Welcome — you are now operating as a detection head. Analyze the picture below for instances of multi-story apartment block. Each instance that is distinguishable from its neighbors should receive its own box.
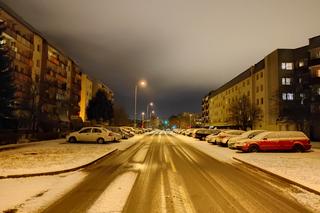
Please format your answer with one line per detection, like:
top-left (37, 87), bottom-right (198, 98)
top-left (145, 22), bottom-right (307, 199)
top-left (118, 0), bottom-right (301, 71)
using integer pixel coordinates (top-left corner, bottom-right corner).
top-left (0, 7), bottom-right (35, 128)
top-left (79, 74), bottom-right (93, 122)
top-left (201, 94), bottom-right (209, 125)
top-left (205, 35), bottom-right (320, 139)
top-left (0, 3), bottom-right (112, 132)
top-left (92, 80), bottom-right (114, 103)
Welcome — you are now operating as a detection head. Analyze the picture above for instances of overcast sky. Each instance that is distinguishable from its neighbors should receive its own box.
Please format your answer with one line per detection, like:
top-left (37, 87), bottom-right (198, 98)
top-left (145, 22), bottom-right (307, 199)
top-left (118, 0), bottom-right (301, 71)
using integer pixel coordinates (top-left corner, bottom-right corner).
top-left (2, 0), bottom-right (320, 119)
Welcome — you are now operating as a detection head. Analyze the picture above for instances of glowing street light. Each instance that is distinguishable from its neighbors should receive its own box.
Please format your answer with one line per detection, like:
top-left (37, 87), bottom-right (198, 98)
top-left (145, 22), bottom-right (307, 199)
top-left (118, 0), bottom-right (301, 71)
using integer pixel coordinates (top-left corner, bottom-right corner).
top-left (134, 80), bottom-right (147, 127)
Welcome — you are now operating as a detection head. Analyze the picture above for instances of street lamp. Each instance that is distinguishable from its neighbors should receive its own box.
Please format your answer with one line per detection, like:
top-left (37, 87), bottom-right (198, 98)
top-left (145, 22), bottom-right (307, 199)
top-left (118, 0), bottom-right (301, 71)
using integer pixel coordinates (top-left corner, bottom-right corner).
top-left (134, 80), bottom-right (147, 127)
top-left (189, 113), bottom-right (192, 128)
top-left (141, 112), bottom-right (145, 128)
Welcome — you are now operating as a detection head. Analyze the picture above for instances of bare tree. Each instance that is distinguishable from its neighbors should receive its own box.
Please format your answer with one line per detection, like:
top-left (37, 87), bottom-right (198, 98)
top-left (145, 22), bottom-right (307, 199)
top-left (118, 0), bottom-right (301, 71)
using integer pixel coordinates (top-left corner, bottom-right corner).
top-left (228, 95), bottom-right (262, 130)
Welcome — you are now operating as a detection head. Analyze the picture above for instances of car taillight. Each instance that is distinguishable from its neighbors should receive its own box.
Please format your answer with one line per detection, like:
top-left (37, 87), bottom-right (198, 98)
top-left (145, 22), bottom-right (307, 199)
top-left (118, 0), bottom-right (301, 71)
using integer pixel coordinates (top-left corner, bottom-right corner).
top-left (108, 133), bottom-right (113, 136)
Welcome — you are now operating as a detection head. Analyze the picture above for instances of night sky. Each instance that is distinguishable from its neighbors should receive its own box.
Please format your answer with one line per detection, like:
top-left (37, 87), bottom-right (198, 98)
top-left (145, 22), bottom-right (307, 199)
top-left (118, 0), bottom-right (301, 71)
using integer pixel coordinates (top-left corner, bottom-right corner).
top-left (2, 0), bottom-right (320, 119)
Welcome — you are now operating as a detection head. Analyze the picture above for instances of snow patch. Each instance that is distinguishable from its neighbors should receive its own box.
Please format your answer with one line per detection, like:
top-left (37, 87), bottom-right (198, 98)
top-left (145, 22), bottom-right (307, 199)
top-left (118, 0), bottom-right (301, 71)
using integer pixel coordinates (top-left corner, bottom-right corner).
top-left (88, 172), bottom-right (137, 213)
top-left (0, 171), bottom-right (86, 212)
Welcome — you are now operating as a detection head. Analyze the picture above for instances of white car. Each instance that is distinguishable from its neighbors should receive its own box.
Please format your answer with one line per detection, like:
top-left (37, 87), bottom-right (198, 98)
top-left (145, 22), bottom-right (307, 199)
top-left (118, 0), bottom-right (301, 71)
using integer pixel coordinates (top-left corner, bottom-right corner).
top-left (67, 127), bottom-right (121, 144)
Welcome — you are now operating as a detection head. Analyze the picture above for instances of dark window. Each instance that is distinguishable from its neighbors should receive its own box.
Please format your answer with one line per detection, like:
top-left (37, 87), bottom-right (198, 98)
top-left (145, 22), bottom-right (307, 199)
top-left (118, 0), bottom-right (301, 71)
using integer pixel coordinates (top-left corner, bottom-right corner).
top-left (79, 128), bottom-right (91, 133)
top-left (92, 128), bottom-right (102, 133)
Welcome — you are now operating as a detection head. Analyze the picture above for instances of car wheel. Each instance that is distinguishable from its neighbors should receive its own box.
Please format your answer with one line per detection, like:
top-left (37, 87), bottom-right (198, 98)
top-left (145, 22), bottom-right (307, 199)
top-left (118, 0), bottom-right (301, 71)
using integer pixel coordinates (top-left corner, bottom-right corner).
top-left (97, 138), bottom-right (105, 144)
top-left (69, 137), bottom-right (77, 143)
top-left (248, 144), bottom-right (259, 153)
top-left (293, 144), bottom-right (304, 152)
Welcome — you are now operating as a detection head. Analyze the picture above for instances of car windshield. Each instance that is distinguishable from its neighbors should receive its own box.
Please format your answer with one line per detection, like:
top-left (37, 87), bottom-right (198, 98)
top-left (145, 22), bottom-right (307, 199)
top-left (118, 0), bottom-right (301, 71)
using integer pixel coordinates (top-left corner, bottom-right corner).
top-left (252, 132), bottom-right (270, 139)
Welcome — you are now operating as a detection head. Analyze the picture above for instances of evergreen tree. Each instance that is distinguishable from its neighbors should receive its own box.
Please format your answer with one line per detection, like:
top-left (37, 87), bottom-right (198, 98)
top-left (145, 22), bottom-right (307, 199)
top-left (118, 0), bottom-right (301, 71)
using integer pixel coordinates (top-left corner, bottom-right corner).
top-left (86, 89), bottom-right (113, 122)
top-left (0, 19), bottom-right (15, 119)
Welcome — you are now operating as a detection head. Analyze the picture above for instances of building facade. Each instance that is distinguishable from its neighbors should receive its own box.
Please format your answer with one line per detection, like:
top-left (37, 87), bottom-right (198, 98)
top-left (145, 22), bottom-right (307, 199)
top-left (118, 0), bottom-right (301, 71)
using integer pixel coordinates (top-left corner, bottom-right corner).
top-left (0, 3), bottom-right (113, 131)
top-left (205, 35), bottom-right (320, 139)
top-left (79, 74), bottom-right (92, 122)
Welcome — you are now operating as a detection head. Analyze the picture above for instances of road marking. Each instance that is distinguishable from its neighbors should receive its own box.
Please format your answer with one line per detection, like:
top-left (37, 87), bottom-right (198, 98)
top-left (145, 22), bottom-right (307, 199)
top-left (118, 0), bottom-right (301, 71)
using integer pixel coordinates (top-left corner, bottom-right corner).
top-left (87, 172), bottom-right (137, 213)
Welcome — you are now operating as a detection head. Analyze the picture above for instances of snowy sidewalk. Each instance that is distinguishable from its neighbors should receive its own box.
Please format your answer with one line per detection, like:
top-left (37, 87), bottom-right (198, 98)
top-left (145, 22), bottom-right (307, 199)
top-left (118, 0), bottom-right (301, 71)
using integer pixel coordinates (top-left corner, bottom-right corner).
top-left (0, 135), bottom-right (144, 177)
top-left (175, 134), bottom-right (320, 193)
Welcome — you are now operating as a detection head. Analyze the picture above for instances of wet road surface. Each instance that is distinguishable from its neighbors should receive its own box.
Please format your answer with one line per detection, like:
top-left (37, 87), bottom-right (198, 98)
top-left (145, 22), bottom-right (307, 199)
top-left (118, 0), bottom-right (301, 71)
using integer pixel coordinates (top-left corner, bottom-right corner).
top-left (43, 131), bottom-right (312, 213)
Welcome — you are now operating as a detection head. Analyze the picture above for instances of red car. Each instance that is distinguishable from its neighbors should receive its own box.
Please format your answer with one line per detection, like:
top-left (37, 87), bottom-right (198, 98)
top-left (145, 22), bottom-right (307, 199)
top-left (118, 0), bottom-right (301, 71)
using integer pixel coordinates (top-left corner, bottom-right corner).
top-left (240, 131), bottom-right (312, 152)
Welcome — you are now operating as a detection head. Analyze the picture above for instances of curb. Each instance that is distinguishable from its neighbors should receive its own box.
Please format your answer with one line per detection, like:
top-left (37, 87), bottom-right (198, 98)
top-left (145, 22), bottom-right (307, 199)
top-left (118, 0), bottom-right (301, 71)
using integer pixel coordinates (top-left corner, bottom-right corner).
top-left (0, 148), bottom-right (118, 179)
top-left (233, 157), bottom-right (320, 196)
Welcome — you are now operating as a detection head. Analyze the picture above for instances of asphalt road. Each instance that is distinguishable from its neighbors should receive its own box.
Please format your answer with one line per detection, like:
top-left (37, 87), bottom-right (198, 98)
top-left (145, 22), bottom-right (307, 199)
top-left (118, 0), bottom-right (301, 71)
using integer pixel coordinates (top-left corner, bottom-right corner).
top-left (43, 132), bottom-right (312, 213)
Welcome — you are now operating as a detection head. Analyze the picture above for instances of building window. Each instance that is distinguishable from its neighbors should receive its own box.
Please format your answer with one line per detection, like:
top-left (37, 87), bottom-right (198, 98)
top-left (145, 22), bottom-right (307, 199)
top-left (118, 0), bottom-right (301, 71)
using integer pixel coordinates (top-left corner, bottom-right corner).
top-left (281, 77), bottom-right (291, 85)
top-left (256, 86), bottom-right (259, 92)
top-left (256, 75), bottom-right (259, 80)
top-left (299, 78), bottom-right (302, 83)
top-left (247, 91), bottom-right (250, 97)
top-left (247, 79), bottom-right (250, 85)
top-left (281, 62), bottom-right (293, 70)
top-left (261, 98), bottom-right (263, 105)
top-left (282, 93), bottom-right (294, 100)
top-left (299, 61), bottom-right (304, 67)
top-left (37, 44), bottom-right (41, 52)
top-left (317, 88), bottom-right (320, 95)
top-left (36, 60), bottom-right (40, 68)
top-left (260, 85), bottom-right (263, 92)
top-left (257, 99), bottom-right (259, 105)
top-left (260, 72), bottom-right (263, 78)
top-left (282, 93), bottom-right (287, 100)
top-left (287, 93), bottom-right (294, 100)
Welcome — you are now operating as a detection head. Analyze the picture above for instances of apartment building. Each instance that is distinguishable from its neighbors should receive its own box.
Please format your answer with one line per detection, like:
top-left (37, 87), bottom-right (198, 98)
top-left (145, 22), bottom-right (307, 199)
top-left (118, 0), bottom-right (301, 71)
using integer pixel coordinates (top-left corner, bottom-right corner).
top-left (92, 80), bottom-right (114, 103)
top-left (79, 74), bottom-right (93, 122)
top-left (205, 35), bottom-right (320, 139)
top-left (0, 8), bottom-right (35, 128)
top-left (201, 94), bottom-right (209, 125)
top-left (0, 3), bottom-right (95, 131)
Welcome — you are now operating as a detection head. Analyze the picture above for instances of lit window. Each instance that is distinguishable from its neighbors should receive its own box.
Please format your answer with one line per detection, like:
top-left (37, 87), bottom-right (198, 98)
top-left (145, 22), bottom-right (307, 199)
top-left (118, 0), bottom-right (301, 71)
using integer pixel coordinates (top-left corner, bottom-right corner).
top-left (287, 93), bottom-right (294, 100)
top-left (317, 69), bottom-right (320, 77)
top-left (318, 88), bottom-right (320, 95)
top-left (286, 63), bottom-right (293, 70)
top-left (282, 93), bottom-right (287, 100)
top-left (299, 61), bottom-right (304, 67)
top-left (281, 78), bottom-right (291, 85)
top-left (281, 62), bottom-right (293, 70)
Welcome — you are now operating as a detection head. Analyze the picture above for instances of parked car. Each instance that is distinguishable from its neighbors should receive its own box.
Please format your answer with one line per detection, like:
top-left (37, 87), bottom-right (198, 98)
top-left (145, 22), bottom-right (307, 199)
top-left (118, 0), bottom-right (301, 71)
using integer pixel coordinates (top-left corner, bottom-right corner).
top-left (105, 126), bottom-right (131, 139)
top-left (194, 129), bottom-right (221, 141)
top-left (238, 131), bottom-right (312, 152)
top-left (67, 127), bottom-right (121, 143)
top-left (228, 130), bottom-right (266, 149)
top-left (215, 130), bottom-right (245, 146)
top-left (205, 129), bottom-right (224, 144)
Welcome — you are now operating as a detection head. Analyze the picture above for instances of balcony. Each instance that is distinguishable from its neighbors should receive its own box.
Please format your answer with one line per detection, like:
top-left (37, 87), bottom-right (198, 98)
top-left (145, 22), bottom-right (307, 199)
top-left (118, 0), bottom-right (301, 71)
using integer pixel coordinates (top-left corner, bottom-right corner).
top-left (309, 58), bottom-right (320, 67)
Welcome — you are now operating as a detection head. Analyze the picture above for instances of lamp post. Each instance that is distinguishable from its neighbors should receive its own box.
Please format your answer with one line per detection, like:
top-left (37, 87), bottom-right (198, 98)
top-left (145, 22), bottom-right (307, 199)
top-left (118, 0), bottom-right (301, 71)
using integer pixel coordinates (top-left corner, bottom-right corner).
top-left (141, 112), bottom-right (145, 128)
top-left (134, 80), bottom-right (146, 127)
top-left (146, 102), bottom-right (154, 128)
top-left (150, 110), bottom-right (155, 128)
top-left (189, 113), bottom-right (192, 128)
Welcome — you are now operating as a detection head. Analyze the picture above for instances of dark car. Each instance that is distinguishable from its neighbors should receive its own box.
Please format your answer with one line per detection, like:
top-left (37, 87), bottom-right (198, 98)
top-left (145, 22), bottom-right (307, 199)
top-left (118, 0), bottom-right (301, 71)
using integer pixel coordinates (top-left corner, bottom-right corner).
top-left (194, 129), bottom-right (221, 141)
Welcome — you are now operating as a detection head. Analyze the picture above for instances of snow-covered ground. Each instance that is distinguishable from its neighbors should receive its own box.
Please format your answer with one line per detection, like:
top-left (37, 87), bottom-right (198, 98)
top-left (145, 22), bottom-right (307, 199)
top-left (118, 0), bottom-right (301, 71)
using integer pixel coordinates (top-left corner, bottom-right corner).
top-left (174, 133), bottom-right (320, 212)
top-left (88, 172), bottom-right (138, 213)
top-left (0, 171), bottom-right (86, 213)
top-left (0, 135), bottom-right (144, 177)
top-left (175, 134), bottom-right (320, 192)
